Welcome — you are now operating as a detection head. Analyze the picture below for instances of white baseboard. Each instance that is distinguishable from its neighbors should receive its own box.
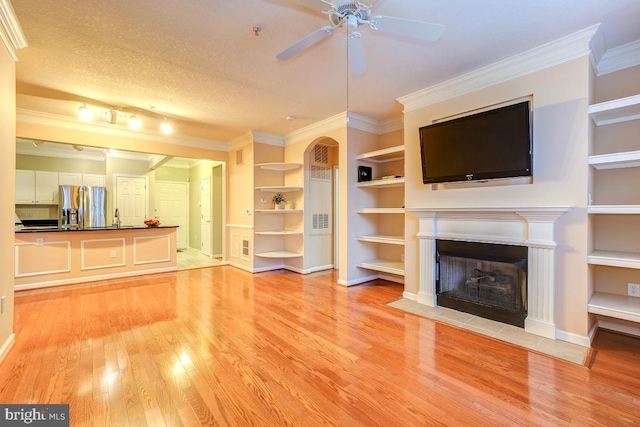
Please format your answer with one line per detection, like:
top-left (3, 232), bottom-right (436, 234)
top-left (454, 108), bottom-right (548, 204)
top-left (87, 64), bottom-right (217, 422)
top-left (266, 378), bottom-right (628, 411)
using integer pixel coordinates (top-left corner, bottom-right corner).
top-left (302, 264), bottom-right (334, 274)
top-left (402, 291), bottom-right (419, 301)
top-left (597, 319), bottom-right (640, 338)
top-left (0, 333), bottom-right (15, 365)
top-left (555, 328), bottom-right (591, 348)
top-left (378, 274), bottom-right (404, 284)
top-left (337, 274), bottom-right (379, 287)
top-left (14, 267), bottom-right (178, 291)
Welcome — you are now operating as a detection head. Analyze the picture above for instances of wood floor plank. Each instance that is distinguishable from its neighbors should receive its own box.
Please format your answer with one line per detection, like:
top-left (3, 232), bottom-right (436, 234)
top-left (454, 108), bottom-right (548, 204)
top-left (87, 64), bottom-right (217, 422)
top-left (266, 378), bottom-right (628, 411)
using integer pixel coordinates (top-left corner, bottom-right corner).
top-left (2, 267), bottom-right (640, 425)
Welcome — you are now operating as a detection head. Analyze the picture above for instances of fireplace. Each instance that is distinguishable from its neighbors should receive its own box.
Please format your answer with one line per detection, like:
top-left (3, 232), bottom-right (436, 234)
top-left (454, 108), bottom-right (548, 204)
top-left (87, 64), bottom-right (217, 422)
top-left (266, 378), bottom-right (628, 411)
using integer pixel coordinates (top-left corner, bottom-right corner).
top-left (408, 206), bottom-right (570, 339)
top-left (436, 240), bottom-right (528, 327)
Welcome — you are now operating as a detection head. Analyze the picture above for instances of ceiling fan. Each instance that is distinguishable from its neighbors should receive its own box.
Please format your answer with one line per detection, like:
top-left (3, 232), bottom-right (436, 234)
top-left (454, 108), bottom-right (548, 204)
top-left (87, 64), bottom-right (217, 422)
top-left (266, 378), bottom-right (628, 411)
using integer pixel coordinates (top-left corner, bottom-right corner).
top-left (276, 0), bottom-right (444, 75)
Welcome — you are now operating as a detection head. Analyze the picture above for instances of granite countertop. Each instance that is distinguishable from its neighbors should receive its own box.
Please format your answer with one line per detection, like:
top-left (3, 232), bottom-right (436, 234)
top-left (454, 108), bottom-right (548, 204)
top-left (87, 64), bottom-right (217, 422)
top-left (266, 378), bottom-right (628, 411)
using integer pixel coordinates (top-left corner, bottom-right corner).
top-left (15, 225), bottom-right (178, 233)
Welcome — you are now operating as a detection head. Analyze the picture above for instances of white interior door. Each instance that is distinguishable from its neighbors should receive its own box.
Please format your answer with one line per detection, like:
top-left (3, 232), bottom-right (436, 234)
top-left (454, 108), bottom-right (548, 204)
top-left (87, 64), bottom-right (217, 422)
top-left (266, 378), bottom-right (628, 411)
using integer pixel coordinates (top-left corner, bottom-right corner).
top-left (115, 175), bottom-right (147, 226)
top-left (155, 181), bottom-right (188, 249)
top-left (201, 176), bottom-right (212, 256)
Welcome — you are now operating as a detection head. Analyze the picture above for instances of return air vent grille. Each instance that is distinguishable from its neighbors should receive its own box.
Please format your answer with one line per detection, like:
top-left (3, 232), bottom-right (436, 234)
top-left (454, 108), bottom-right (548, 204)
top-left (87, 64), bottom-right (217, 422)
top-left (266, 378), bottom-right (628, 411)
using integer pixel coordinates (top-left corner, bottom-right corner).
top-left (310, 165), bottom-right (331, 181)
top-left (312, 213), bottom-right (329, 230)
top-left (314, 145), bottom-right (328, 164)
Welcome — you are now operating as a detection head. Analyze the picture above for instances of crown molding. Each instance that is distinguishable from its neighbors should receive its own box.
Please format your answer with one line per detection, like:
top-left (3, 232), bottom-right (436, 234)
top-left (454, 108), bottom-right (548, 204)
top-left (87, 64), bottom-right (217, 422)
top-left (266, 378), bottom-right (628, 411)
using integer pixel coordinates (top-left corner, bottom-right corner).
top-left (284, 112), bottom-right (347, 146)
top-left (17, 108), bottom-right (229, 152)
top-left (379, 116), bottom-right (404, 134)
top-left (597, 39), bottom-right (640, 76)
top-left (252, 131), bottom-right (284, 147)
top-left (227, 131), bottom-right (254, 151)
top-left (398, 24), bottom-right (601, 112)
top-left (0, 0), bottom-right (27, 62)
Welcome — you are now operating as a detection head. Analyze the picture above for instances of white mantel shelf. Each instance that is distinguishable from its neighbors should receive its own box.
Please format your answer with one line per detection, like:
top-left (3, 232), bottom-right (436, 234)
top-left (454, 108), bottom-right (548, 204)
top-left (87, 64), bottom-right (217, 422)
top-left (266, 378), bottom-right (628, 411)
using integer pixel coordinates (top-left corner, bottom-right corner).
top-left (408, 206), bottom-right (571, 218)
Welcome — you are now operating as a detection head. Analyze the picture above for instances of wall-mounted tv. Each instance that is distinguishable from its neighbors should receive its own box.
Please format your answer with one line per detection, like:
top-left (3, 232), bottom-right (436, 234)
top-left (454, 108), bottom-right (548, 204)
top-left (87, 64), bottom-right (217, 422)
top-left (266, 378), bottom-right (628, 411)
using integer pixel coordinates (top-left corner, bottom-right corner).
top-left (419, 101), bottom-right (532, 184)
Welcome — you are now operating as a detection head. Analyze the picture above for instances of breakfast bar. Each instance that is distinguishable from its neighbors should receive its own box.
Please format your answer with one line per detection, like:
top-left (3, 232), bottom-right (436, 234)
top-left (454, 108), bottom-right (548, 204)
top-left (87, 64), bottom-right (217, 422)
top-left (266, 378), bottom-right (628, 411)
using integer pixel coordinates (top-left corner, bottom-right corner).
top-left (14, 226), bottom-right (178, 290)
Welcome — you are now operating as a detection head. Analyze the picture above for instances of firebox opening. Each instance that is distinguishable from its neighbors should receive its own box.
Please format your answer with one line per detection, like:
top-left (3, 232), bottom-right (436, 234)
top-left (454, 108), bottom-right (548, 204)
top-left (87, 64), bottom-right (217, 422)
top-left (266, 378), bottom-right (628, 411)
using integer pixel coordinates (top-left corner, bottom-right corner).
top-left (436, 240), bottom-right (528, 328)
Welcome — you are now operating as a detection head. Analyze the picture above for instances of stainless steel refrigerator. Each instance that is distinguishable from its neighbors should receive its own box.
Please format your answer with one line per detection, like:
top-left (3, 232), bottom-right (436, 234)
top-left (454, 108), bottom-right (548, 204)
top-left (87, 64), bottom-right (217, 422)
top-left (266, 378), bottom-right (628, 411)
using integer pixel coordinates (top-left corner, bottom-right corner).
top-left (59, 186), bottom-right (107, 229)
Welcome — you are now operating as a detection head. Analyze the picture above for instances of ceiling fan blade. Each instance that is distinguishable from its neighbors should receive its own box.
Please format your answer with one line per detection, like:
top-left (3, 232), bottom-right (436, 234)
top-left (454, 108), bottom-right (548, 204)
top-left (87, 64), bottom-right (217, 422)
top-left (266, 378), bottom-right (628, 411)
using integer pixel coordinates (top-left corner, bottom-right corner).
top-left (347, 31), bottom-right (367, 75)
top-left (283, 0), bottom-right (331, 12)
top-left (277, 26), bottom-right (335, 61)
top-left (370, 15), bottom-right (444, 42)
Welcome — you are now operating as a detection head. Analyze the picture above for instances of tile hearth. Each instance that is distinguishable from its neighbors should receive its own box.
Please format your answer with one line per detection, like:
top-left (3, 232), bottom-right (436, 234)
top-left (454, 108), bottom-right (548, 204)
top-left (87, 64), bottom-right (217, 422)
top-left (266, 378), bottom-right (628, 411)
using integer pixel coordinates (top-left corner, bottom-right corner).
top-left (387, 298), bottom-right (589, 365)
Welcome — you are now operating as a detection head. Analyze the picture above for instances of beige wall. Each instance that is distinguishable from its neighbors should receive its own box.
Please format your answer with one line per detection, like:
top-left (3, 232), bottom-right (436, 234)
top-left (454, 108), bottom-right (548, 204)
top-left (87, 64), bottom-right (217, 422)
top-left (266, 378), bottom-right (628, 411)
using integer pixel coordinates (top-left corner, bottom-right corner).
top-left (0, 45), bottom-right (16, 361)
top-left (403, 57), bottom-right (591, 337)
top-left (227, 144), bottom-right (254, 269)
top-left (16, 154), bottom-right (106, 174)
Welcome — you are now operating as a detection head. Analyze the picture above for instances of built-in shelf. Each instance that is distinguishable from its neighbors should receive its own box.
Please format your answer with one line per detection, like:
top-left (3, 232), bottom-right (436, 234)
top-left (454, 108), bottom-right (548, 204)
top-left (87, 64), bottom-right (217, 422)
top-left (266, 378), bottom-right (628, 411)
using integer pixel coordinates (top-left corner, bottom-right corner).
top-left (356, 259), bottom-right (405, 276)
top-left (255, 186), bottom-right (303, 192)
top-left (357, 177), bottom-right (405, 188)
top-left (588, 250), bottom-right (640, 269)
top-left (255, 162), bottom-right (303, 171)
top-left (588, 291), bottom-right (640, 324)
top-left (356, 145), bottom-right (405, 163)
top-left (588, 94), bottom-right (640, 126)
top-left (357, 208), bottom-right (405, 214)
top-left (254, 230), bottom-right (303, 236)
top-left (587, 205), bottom-right (640, 214)
top-left (589, 151), bottom-right (640, 170)
top-left (255, 209), bottom-right (303, 214)
top-left (357, 235), bottom-right (404, 245)
top-left (255, 251), bottom-right (302, 259)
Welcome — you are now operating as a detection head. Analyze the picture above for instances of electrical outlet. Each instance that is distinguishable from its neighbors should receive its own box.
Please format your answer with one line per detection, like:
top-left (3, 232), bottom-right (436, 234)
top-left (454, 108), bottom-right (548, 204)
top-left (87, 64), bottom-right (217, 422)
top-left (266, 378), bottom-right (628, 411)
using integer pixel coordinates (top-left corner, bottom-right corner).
top-left (628, 282), bottom-right (640, 298)
top-left (110, 250), bottom-right (116, 258)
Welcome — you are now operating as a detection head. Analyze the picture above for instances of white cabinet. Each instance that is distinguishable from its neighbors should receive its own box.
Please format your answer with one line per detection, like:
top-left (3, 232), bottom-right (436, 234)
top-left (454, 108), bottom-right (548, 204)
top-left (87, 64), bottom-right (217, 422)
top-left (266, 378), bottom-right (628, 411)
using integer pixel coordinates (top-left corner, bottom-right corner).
top-left (355, 145), bottom-right (405, 277)
top-left (587, 93), bottom-right (640, 324)
top-left (15, 170), bottom-right (59, 204)
top-left (83, 173), bottom-right (105, 187)
top-left (58, 172), bottom-right (105, 187)
top-left (16, 169), bottom-right (36, 204)
top-left (58, 172), bottom-right (83, 186)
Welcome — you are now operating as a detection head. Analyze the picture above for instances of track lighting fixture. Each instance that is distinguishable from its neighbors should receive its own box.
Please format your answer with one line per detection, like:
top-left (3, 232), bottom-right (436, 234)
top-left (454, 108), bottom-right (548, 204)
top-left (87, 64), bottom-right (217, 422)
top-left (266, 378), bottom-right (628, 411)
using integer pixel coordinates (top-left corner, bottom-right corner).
top-left (128, 114), bottom-right (141, 129)
top-left (32, 140), bottom-right (44, 147)
top-left (72, 145), bottom-right (84, 151)
top-left (77, 102), bottom-right (174, 134)
top-left (78, 104), bottom-right (93, 121)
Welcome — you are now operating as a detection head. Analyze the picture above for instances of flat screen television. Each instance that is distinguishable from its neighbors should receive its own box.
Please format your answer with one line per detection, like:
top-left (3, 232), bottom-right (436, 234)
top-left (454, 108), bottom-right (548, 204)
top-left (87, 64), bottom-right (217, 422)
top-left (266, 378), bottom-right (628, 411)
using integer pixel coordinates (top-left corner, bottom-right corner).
top-left (419, 101), bottom-right (532, 184)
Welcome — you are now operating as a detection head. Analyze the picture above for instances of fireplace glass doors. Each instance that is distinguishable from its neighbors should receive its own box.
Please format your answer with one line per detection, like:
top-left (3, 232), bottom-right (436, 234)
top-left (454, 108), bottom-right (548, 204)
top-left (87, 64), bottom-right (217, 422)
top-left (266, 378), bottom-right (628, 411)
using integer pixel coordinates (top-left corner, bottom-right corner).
top-left (436, 240), bottom-right (528, 327)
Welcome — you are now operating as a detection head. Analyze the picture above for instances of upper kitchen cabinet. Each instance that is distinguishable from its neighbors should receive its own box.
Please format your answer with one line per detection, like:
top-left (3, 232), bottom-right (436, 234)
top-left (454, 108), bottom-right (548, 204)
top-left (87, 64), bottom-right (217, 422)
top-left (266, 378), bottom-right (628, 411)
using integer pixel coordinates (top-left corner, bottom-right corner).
top-left (16, 170), bottom-right (59, 204)
top-left (83, 173), bottom-right (105, 187)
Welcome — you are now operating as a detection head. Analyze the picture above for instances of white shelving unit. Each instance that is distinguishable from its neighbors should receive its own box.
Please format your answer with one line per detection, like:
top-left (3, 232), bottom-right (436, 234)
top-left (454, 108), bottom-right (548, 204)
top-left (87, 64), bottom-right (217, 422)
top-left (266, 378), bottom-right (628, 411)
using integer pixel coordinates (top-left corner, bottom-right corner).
top-left (256, 163), bottom-right (302, 171)
top-left (357, 235), bottom-right (404, 245)
top-left (356, 144), bottom-right (405, 278)
top-left (356, 259), bottom-right (405, 276)
top-left (588, 92), bottom-right (640, 325)
top-left (356, 145), bottom-right (405, 162)
top-left (357, 177), bottom-right (405, 188)
top-left (255, 186), bottom-right (303, 192)
top-left (254, 162), bottom-right (304, 263)
top-left (255, 209), bottom-right (303, 214)
top-left (588, 292), bottom-right (640, 324)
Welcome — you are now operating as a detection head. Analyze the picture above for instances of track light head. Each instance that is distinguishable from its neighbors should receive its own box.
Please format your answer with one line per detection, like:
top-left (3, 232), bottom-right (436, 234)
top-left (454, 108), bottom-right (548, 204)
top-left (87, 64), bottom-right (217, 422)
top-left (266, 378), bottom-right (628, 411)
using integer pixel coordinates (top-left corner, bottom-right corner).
top-left (160, 120), bottom-right (172, 134)
top-left (106, 109), bottom-right (117, 124)
top-left (128, 114), bottom-right (141, 129)
top-left (78, 104), bottom-right (93, 121)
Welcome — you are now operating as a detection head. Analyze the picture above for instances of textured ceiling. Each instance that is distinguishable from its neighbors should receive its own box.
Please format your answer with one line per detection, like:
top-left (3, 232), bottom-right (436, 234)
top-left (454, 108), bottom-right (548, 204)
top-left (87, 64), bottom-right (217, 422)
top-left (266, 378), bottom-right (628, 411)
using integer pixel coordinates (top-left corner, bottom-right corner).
top-left (11, 0), bottom-right (640, 144)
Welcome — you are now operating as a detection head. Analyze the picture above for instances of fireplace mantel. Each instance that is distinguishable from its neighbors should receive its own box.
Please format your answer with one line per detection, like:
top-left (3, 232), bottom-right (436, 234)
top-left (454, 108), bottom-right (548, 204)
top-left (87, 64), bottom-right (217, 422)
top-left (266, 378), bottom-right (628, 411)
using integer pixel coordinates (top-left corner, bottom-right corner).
top-left (407, 206), bottom-right (571, 339)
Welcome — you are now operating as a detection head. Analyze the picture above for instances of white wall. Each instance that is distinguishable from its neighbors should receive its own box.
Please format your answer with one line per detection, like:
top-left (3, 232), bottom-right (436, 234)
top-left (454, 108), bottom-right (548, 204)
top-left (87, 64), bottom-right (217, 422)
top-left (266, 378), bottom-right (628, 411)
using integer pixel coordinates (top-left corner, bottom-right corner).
top-left (403, 57), bottom-right (591, 337)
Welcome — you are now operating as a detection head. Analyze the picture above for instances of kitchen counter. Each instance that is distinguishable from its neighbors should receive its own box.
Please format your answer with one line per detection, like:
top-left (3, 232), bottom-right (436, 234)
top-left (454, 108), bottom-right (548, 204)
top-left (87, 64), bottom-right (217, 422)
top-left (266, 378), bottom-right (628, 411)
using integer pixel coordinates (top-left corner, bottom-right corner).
top-left (15, 226), bottom-right (178, 290)
top-left (15, 225), bottom-right (178, 233)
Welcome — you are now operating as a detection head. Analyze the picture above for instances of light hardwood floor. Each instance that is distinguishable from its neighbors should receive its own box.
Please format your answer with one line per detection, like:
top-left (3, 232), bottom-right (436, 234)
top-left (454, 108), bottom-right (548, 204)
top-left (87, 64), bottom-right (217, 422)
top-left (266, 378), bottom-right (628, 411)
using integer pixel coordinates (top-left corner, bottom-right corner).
top-left (1, 267), bottom-right (639, 426)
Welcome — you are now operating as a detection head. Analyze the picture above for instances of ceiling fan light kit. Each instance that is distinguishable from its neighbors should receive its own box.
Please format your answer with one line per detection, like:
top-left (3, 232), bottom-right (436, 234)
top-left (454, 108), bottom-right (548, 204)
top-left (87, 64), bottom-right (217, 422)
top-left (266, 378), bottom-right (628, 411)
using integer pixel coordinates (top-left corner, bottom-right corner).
top-left (277, 0), bottom-right (444, 75)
